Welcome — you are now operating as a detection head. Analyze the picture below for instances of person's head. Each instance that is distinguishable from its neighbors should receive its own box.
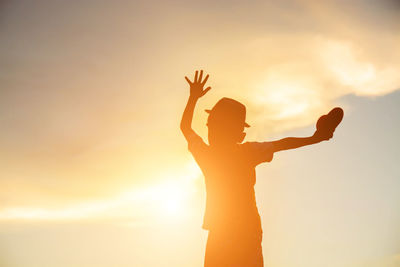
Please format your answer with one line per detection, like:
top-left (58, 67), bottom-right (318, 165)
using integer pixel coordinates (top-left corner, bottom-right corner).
top-left (206, 98), bottom-right (250, 147)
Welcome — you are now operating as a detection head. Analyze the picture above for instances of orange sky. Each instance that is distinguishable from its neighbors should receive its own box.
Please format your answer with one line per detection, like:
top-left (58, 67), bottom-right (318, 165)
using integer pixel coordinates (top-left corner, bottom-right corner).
top-left (0, 0), bottom-right (400, 266)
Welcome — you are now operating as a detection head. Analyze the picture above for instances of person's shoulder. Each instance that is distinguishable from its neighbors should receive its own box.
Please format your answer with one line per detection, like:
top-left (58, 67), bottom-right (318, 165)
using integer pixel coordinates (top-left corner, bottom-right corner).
top-left (241, 141), bottom-right (260, 146)
top-left (239, 141), bottom-right (274, 164)
top-left (239, 142), bottom-right (259, 155)
top-left (188, 132), bottom-right (208, 153)
top-left (240, 141), bottom-right (272, 150)
top-left (241, 141), bottom-right (274, 148)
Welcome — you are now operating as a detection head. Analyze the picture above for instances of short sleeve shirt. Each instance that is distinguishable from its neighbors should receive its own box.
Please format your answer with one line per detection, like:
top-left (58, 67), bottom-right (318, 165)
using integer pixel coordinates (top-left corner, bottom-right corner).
top-left (187, 133), bottom-right (274, 232)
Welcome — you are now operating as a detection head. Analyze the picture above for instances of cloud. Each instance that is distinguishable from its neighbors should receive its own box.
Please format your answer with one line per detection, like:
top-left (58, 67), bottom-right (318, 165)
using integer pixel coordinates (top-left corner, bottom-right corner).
top-left (0, 0), bottom-right (399, 209)
top-left (242, 36), bottom-right (400, 134)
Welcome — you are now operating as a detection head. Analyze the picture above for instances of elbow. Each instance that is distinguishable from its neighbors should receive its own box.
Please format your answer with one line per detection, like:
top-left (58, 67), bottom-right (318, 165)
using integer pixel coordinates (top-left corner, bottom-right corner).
top-left (180, 122), bottom-right (185, 133)
top-left (180, 122), bottom-right (189, 135)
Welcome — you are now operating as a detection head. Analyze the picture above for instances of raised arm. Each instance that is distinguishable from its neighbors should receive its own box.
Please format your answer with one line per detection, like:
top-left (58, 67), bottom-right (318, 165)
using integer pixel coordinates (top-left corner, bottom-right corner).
top-left (270, 130), bottom-right (332, 153)
top-left (180, 70), bottom-right (211, 141)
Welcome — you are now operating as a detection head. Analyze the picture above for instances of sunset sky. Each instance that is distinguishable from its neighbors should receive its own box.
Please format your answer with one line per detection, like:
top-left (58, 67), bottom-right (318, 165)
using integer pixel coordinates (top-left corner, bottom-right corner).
top-left (1, 0), bottom-right (400, 266)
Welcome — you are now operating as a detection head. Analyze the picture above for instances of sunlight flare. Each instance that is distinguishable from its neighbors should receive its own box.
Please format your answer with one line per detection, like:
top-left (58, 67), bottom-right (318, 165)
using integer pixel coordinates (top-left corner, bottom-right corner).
top-left (0, 160), bottom-right (202, 222)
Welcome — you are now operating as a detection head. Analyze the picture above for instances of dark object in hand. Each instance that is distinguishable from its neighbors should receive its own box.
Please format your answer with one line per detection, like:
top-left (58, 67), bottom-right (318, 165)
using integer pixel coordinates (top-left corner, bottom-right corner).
top-left (316, 107), bottom-right (344, 135)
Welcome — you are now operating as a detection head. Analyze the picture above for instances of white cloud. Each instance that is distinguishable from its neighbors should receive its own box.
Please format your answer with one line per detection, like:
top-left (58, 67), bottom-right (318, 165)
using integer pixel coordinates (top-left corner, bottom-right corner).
top-left (220, 36), bottom-right (400, 134)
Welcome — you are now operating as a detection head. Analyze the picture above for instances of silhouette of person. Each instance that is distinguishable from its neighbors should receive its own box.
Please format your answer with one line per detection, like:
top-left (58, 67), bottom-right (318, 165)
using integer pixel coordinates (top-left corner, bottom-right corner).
top-left (180, 70), bottom-right (342, 267)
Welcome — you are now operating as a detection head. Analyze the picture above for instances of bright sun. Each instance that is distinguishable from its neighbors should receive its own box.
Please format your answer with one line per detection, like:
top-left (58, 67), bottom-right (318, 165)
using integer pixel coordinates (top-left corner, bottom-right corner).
top-left (152, 182), bottom-right (188, 218)
top-left (160, 187), bottom-right (184, 216)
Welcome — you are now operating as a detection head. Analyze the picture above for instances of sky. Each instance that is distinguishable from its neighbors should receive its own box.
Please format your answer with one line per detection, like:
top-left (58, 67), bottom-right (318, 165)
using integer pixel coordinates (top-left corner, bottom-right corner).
top-left (0, 0), bottom-right (400, 266)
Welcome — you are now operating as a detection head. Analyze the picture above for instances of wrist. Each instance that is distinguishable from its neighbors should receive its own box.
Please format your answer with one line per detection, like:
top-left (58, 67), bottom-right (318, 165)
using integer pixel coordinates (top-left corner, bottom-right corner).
top-left (189, 95), bottom-right (200, 102)
top-left (311, 132), bottom-right (322, 143)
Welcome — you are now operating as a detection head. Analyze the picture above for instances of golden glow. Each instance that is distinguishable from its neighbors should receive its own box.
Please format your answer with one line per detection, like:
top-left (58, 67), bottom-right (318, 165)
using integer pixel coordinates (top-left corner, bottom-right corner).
top-left (254, 79), bottom-right (316, 119)
top-left (1, 1), bottom-right (400, 267)
top-left (0, 160), bottom-right (201, 222)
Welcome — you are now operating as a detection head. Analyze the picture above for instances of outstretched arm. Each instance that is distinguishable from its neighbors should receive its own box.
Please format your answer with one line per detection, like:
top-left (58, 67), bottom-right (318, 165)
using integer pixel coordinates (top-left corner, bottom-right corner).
top-left (270, 130), bottom-right (332, 153)
top-left (180, 70), bottom-right (211, 141)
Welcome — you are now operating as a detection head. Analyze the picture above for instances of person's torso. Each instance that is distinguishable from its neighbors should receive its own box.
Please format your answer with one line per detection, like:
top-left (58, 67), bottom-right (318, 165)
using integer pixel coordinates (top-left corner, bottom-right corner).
top-left (196, 145), bottom-right (262, 232)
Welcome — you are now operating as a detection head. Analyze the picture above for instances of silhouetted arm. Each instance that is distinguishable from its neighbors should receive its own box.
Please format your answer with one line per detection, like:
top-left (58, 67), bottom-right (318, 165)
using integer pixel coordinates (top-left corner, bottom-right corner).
top-left (180, 70), bottom-right (211, 141)
top-left (180, 96), bottom-right (199, 141)
top-left (270, 131), bottom-right (332, 153)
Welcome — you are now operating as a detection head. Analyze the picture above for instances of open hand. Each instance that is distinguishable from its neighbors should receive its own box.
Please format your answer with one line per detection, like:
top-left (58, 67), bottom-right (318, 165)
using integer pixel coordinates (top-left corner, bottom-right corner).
top-left (185, 70), bottom-right (211, 99)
